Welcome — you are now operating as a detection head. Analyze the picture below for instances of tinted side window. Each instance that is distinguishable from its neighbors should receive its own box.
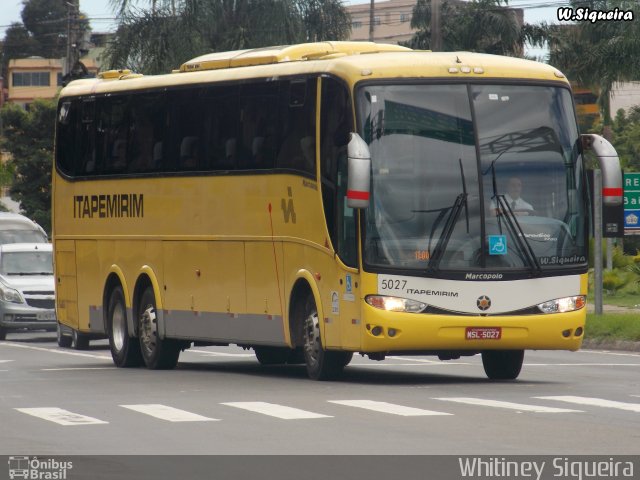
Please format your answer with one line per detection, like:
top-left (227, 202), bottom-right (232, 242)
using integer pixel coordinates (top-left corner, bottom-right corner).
top-left (129, 93), bottom-right (167, 173)
top-left (56, 101), bottom-right (77, 176)
top-left (276, 78), bottom-right (317, 176)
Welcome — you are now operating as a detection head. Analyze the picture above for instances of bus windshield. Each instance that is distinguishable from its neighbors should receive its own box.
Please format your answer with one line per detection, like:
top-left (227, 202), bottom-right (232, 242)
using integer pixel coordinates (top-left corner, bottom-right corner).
top-left (357, 83), bottom-right (588, 274)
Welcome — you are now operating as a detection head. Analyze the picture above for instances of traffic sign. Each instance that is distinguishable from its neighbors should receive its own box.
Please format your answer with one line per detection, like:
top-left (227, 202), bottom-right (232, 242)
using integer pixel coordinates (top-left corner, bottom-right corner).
top-left (624, 173), bottom-right (640, 231)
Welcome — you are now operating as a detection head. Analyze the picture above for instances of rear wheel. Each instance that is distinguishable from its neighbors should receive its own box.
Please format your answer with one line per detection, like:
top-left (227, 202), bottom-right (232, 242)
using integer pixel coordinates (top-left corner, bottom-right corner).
top-left (482, 350), bottom-right (524, 380)
top-left (138, 286), bottom-right (180, 370)
top-left (301, 295), bottom-right (349, 380)
top-left (56, 322), bottom-right (72, 348)
top-left (107, 286), bottom-right (143, 367)
top-left (0, 326), bottom-right (6, 341)
top-left (254, 346), bottom-right (292, 365)
top-left (72, 330), bottom-right (90, 350)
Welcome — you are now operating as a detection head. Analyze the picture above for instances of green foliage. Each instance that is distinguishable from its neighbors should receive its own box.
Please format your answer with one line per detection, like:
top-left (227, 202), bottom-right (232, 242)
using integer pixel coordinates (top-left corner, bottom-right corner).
top-left (403, 0), bottom-right (530, 56)
top-left (586, 313), bottom-right (640, 342)
top-left (602, 270), bottom-right (625, 295)
top-left (104, 0), bottom-right (351, 74)
top-left (0, 99), bottom-right (57, 234)
top-left (610, 106), bottom-right (640, 171)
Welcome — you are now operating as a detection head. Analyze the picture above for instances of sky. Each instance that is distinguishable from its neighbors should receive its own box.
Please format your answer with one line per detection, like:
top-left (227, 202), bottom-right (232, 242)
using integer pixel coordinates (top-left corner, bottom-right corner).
top-left (0, 0), bottom-right (561, 56)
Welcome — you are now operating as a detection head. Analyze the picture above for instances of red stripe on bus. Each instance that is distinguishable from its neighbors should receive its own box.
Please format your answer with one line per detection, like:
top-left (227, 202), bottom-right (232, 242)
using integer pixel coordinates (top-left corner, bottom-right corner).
top-left (347, 190), bottom-right (370, 201)
top-left (602, 187), bottom-right (623, 196)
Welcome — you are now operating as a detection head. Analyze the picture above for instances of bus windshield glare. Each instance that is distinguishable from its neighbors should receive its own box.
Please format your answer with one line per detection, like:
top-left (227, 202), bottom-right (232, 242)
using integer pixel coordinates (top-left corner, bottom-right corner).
top-left (357, 83), bottom-right (587, 274)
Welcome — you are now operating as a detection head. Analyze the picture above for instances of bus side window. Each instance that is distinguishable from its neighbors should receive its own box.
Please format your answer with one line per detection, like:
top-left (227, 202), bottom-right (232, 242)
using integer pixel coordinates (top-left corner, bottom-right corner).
top-left (101, 97), bottom-right (130, 173)
top-left (203, 85), bottom-right (239, 171)
top-left (56, 100), bottom-right (77, 176)
top-left (79, 99), bottom-right (96, 174)
top-left (320, 76), bottom-right (356, 267)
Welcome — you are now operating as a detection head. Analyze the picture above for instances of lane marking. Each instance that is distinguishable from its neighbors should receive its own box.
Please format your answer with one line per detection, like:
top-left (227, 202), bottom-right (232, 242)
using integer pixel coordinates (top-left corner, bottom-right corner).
top-left (351, 362), bottom-right (473, 367)
top-left (434, 397), bottom-right (582, 413)
top-left (0, 360), bottom-right (15, 363)
top-left (120, 404), bottom-right (218, 422)
top-left (579, 350), bottom-right (640, 358)
top-left (221, 402), bottom-right (331, 419)
top-left (525, 363), bottom-right (640, 367)
top-left (0, 342), bottom-right (111, 360)
top-left (42, 367), bottom-right (114, 371)
top-left (188, 350), bottom-right (254, 357)
top-left (536, 396), bottom-right (640, 413)
top-left (387, 356), bottom-right (472, 365)
top-left (329, 400), bottom-right (452, 416)
top-left (15, 407), bottom-right (108, 426)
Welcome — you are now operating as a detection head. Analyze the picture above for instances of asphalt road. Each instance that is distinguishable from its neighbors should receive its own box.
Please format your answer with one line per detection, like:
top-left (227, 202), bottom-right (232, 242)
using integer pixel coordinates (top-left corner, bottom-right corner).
top-left (0, 331), bottom-right (638, 458)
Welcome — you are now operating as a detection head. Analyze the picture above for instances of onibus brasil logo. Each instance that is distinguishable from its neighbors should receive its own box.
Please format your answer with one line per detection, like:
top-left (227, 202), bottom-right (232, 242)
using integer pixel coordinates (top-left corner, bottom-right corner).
top-left (8, 456), bottom-right (73, 480)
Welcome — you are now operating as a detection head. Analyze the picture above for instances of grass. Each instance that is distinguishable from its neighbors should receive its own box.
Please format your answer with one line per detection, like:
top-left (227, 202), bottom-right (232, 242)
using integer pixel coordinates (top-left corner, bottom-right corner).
top-left (585, 313), bottom-right (640, 342)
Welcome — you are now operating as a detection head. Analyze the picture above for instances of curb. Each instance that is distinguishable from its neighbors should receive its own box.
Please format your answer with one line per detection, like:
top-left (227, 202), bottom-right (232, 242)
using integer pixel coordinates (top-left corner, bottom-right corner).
top-left (581, 338), bottom-right (640, 352)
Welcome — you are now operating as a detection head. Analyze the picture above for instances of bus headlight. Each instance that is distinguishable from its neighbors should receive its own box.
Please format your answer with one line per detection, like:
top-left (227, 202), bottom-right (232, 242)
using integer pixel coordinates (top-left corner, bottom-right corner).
top-left (537, 295), bottom-right (586, 314)
top-left (0, 283), bottom-right (23, 304)
top-left (365, 295), bottom-right (427, 313)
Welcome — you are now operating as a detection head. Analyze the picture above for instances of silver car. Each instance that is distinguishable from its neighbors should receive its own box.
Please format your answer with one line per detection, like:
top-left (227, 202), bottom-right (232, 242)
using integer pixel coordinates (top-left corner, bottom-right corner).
top-left (0, 243), bottom-right (55, 340)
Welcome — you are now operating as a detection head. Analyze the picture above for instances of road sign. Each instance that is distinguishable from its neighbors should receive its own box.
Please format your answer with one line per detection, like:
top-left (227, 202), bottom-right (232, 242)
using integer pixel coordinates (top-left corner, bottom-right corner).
top-left (624, 173), bottom-right (640, 231)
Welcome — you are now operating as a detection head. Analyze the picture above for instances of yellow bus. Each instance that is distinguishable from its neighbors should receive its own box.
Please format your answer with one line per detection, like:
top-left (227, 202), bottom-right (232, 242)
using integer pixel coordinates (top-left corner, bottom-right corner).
top-left (572, 85), bottom-right (600, 131)
top-left (53, 42), bottom-right (622, 380)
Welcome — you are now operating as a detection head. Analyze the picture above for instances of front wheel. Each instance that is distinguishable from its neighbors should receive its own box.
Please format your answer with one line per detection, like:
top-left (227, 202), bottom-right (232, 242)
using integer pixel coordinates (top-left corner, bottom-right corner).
top-left (481, 350), bottom-right (524, 380)
top-left (301, 295), bottom-right (349, 381)
top-left (56, 322), bottom-right (72, 348)
top-left (138, 286), bottom-right (180, 370)
top-left (107, 286), bottom-right (143, 368)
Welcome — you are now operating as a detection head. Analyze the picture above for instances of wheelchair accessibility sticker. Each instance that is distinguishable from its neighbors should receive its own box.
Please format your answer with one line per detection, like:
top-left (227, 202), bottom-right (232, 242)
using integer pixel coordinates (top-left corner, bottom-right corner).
top-left (488, 235), bottom-right (507, 255)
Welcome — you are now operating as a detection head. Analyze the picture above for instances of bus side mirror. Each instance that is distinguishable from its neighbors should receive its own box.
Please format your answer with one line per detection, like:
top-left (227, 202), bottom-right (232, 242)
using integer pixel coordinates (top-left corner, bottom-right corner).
top-left (346, 133), bottom-right (371, 209)
top-left (582, 134), bottom-right (622, 207)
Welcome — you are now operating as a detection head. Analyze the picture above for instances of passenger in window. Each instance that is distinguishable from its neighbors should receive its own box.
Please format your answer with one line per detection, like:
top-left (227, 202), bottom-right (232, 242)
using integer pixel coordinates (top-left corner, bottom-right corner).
top-left (277, 107), bottom-right (315, 173)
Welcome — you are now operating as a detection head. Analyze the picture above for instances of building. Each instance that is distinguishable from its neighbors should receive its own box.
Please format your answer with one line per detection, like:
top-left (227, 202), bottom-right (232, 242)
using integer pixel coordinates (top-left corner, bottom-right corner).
top-left (611, 82), bottom-right (640, 114)
top-left (347, 0), bottom-right (523, 51)
top-left (6, 56), bottom-right (99, 108)
top-left (347, 0), bottom-right (416, 44)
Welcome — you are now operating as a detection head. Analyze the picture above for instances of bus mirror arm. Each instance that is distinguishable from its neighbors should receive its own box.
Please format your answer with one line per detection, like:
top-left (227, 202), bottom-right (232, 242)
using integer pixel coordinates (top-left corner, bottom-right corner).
top-left (346, 133), bottom-right (371, 209)
top-left (581, 134), bottom-right (623, 207)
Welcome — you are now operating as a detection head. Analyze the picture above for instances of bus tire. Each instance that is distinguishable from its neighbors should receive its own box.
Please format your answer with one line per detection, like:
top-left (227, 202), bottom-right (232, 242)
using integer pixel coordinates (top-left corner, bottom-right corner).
top-left (481, 350), bottom-right (524, 380)
top-left (254, 346), bottom-right (291, 365)
top-left (0, 326), bottom-right (6, 341)
top-left (107, 285), bottom-right (143, 368)
top-left (138, 286), bottom-right (180, 370)
top-left (300, 295), bottom-right (348, 381)
top-left (72, 330), bottom-right (90, 350)
top-left (57, 322), bottom-right (72, 348)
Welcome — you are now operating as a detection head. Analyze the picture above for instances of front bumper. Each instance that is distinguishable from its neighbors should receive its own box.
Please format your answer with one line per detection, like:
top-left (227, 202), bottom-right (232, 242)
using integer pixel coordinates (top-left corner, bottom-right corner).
top-left (0, 302), bottom-right (56, 331)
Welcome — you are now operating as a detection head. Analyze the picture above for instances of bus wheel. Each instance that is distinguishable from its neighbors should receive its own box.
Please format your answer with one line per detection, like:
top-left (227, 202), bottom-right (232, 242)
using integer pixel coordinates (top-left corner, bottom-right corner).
top-left (481, 350), bottom-right (524, 380)
top-left (107, 286), bottom-right (143, 368)
top-left (0, 326), bottom-right (6, 341)
top-left (254, 346), bottom-right (291, 365)
top-left (72, 330), bottom-right (90, 350)
top-left (56, 322), bottom-right (72, 348)
top-left (301, 295), bottom-right (348, 381)
top-left (138, 286), bottom-right (180, 370)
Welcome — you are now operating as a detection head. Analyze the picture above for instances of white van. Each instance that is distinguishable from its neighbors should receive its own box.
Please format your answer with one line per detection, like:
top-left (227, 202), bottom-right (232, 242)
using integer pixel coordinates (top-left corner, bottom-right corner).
top-left (0, 213), bottom-right (48, 244)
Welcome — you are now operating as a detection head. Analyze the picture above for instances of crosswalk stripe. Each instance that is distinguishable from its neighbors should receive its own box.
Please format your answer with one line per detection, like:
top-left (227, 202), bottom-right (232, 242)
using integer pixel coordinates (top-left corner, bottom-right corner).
top-left (536, 396), bottom-right (640, 413)
top-left (433, 397), bottom-right (582, 413)
top-left (120, 404), bottom-right (219, 422)
top-left (221, 402), bottom-right (331, 419)
top-left (15, 408), bottom-right (108, 426)
top-left (328, 400), bottom-right (453, 416)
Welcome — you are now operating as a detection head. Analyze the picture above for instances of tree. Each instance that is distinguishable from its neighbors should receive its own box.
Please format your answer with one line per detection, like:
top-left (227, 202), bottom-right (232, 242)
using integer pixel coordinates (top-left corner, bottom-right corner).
top-left (546, 1), bottom-right (640, 134)
top-left (0, 23), bottom-right (39, 78)
top-left (404, 0), bottom-right (527, 56)
top-left (104, 0), bottom-right (351, 74)
top-left (0, 99), bottom-right (57, 233)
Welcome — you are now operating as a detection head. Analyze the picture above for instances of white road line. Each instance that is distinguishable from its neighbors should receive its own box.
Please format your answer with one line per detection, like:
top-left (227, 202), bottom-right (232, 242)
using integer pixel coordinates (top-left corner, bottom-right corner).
top-left (434, 397), bottom-right (582, 413)
top-left (525, 363), bottom-right (640, 367)
top-left (0, 342), bottom-right (111, 360)
top-left (15, 407), bottom-right (108, 426)
top-left (221, 402), bottom-right (331, 419)
top-left (42, 367), bottom-right (114, 371)
top-left (536, 396), bottom-right (640, 413)
top-left (352, 362), bottom-right (473, 367)
top-left (120, 404), bottom-right (219, 422)
top-left (328, 400), bottom-right (453, 416)
top-left (579, 350), bottom-right (640, 358)
top-left (188, 350), bottom-right (254, 357)
top-left (386, 356), bottom-right (472, 365)
top-left (0, 360), bottom-right (14, 363)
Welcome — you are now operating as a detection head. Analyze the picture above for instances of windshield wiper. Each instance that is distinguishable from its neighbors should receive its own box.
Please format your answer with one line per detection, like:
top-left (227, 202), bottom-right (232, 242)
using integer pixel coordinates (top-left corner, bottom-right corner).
top-left (494, 195), bottom-right (542, 275)
top-left (427, 192), bottom-right (467, 273)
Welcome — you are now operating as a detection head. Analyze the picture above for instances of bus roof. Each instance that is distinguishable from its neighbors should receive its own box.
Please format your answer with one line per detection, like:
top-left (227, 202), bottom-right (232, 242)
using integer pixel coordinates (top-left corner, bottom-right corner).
top-left (59, 42), bottom-right (569, 98)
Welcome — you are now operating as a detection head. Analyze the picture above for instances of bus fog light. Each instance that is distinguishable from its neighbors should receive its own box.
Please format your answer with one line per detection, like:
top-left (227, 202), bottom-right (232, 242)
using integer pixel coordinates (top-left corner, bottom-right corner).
top-left (574, 327), bottom-right (584, 337)
top-left (562, 329), bottom-right (572, 338)
top-left (371, 326), bottom-right (383, 336)
top-left (388, 328), bottom-right (397, 337)
top-left (537, 296), bottom-right (586, 314)
top-left (365, 295), bottom-right (426, 313)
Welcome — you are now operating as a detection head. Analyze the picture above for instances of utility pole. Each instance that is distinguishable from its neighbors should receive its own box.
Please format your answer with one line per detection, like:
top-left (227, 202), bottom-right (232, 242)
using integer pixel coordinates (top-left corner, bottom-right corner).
top-left (431, 0), bottom-right (442, 51)
top-left (369, 0), bottom-right (375, 41)
top-left (65, 0), bottom-right (83, 83)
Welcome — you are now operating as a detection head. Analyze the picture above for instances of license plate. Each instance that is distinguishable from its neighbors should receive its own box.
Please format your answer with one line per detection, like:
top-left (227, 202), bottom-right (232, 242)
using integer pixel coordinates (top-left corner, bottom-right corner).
top-left (36, 312), bottom-right (55, 321)
top-left (465, 327), bottom-right (502, 340)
